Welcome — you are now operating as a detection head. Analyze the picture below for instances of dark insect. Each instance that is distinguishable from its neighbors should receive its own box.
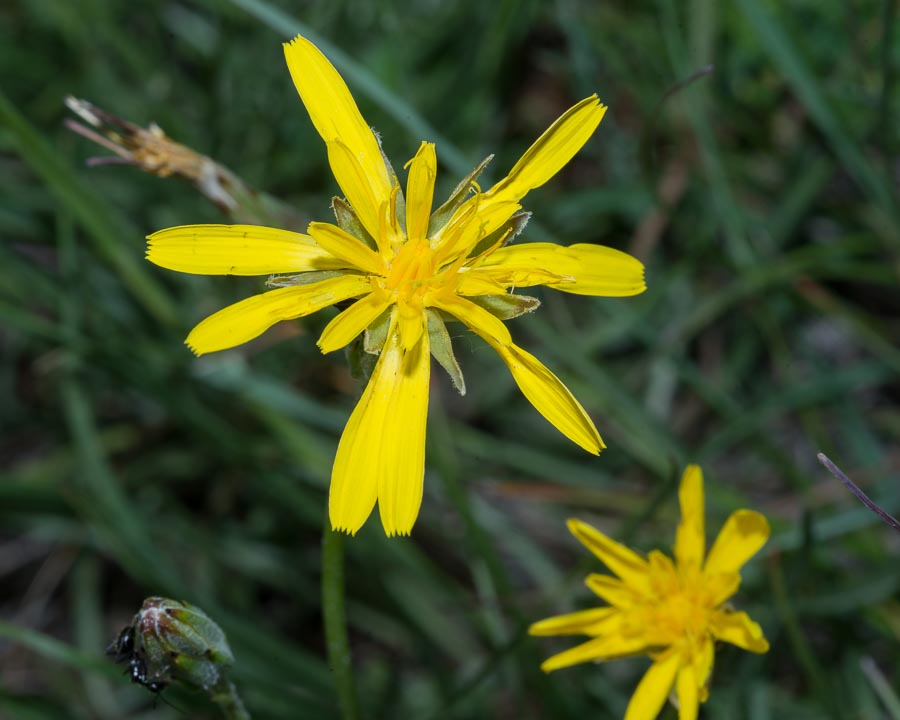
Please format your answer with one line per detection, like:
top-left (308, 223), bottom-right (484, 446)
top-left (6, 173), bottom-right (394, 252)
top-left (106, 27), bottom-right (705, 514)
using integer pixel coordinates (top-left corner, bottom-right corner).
top-left (107, 625), bottom-right (168, 694)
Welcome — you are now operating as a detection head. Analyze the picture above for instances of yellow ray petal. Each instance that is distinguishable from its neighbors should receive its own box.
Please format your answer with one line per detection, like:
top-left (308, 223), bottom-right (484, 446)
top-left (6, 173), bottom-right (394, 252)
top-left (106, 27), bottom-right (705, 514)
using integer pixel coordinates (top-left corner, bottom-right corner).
top-left (330, 319), bottom-right (431, 536)
top-left (397, 302), bottom-right (426, 352)
top-left (329, 326), bottom-right (396, 536)
top-left (429, 294), bottom-right (512, 347)
top-left (487, 342), bottom-right (603, 454)
top-left (567, 519), bottom-right (652, 593)
top-left (433, 199), bottom-right (522, 265)
top-left (283, 35), bottom-right (392, 226)
top-left (585, 573), bottom-right (645, 608)
top-left (185, 275), bottom-right (371, 355)
top-left (624, 651), bottom-right (681, 720)
top-left (453, 275), bottom-right (506, 296)
top-left (540, 634), bottom-right (649, 673)
top-left (484, 95), bottom-right (607, 206)
top-left (705, 571), bottom-right (740, 606)
top-left (317, 288), bottom-right (391, 354)
top-left (675, 662), bottom-right (699, 720)
top-left (646, 550), bottom-right (679, 594)
top-left (692, 637), bottom-right (715, 701)
top-left (455, 266), bottom-right (563, 296)
top-left (475, 242), bottom-right (646, 296)
top-left (710, 610), bottom-right (769, 653)
top-left (147, 224), bottom-right (347, 275)
top-left (704, 510), bottom-right (770, 576)
top-left (308, 221), bottom-right (387, 275)
top-left (405, 142), bottom-right (436, 242)
top-left (377, 319), bottom-right (430, 536)
top-left (429, 194), bottom-right (479, 252)
top-left (528, 607), bottom-right (621, 637)
top-left (325, 140), bottom-right (394, 252)
top-left (674, 465), bottom-right (705, 570)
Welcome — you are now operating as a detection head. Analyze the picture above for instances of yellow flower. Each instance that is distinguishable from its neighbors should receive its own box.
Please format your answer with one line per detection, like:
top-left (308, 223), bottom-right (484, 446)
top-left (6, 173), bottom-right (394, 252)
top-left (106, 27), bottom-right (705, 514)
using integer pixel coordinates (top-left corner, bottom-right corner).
top-left (530, 466), bottom-right (770, 719)
top-left (146, 34), bottom-right (646, 536)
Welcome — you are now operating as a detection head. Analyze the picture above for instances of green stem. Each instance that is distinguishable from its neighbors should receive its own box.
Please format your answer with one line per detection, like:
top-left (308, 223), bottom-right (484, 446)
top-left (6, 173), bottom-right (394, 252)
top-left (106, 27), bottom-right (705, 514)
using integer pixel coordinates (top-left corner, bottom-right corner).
top-left (322, 519), bottom-right (359, 720)
top-left (210, 678), bottom-right (251, 720)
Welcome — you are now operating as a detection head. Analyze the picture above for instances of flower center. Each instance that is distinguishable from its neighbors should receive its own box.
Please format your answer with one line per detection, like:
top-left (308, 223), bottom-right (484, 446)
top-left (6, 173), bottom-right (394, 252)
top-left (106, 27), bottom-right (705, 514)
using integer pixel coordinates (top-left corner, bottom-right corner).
top-left (652, 589), bottom-right (712, 643)
top-left (384, 239), bottom-right (440, 302)
top-left (640, 563), bottom-right (717, 649)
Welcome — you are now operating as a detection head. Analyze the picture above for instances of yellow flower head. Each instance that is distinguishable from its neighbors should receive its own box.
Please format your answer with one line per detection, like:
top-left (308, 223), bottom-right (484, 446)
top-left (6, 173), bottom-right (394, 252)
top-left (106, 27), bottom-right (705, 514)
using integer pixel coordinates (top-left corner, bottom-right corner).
top-left (146, 34), bottom-right (646, 536)
top-left (530, 466), bottom-right (770, 720)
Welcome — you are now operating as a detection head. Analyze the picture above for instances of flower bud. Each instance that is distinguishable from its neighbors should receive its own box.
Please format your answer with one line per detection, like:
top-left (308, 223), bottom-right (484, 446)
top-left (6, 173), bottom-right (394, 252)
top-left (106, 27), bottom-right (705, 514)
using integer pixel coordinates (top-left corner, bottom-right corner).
top-left (108, 597), bottom-right (234, 694)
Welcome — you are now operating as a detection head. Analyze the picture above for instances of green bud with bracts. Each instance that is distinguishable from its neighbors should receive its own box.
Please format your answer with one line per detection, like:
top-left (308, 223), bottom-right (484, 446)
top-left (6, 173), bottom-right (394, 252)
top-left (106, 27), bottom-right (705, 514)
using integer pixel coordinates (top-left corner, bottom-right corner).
top-left (108, 597), bottom-right (249, 719)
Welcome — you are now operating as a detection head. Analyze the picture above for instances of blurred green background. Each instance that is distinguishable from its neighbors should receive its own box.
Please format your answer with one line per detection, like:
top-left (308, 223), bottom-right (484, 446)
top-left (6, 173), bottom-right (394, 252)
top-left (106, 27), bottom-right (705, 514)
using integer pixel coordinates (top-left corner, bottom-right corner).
top-left (1, 0), bottom-right (899, 718)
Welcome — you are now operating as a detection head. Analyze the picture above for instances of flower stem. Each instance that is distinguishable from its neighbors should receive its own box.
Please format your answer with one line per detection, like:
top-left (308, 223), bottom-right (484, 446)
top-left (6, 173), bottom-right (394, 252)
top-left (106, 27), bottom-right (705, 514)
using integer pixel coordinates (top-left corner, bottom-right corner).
top-left (210, 677), bottom-right (251, 720)
top-left (322, 518), bottom-right (360, 720)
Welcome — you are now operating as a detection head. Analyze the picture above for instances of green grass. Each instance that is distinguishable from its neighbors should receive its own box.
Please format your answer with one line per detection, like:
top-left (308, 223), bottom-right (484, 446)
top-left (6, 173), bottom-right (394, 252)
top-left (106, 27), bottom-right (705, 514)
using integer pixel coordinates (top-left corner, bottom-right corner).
top-left (1, 0), bottom-right (898, 718)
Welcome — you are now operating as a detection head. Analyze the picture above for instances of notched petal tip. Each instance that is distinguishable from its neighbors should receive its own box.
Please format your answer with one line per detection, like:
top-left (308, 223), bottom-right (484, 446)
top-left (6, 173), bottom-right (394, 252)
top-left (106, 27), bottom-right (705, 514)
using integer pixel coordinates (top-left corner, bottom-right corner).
top-left (330, 499), bottom-right (374, 536)
top-left (283, 34), bottom-right (306, 52)
top-left (146, 228), bottom-right (172, 243)
top-left (583, 93), bottom-right (605, 112)
top-left (330, 523), bottom-right (359, 537)
top-left (384, 526), bottom-right (412, 539)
